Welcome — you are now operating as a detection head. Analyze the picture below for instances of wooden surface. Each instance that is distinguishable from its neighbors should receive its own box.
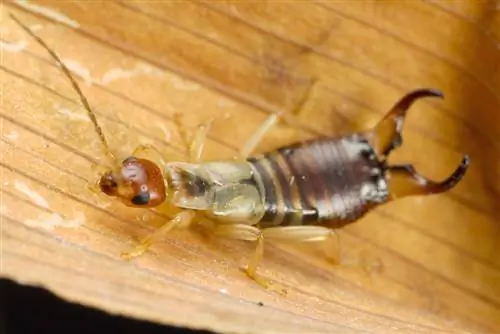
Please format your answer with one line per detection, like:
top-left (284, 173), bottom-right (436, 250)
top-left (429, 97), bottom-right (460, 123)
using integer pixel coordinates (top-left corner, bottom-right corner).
top-left (1, 1), bottom-right (499, 333)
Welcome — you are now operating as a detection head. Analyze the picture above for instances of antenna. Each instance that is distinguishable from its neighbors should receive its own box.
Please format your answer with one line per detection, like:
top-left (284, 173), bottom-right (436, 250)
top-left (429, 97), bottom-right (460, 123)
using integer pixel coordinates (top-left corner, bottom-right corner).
top-left (10, 13), bottom-right (117, 165)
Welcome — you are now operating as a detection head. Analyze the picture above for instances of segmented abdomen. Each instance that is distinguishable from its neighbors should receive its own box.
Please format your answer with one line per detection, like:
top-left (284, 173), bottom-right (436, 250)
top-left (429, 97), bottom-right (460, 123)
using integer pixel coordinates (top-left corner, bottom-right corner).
top-left (247, 136), bottom-right (388, 229)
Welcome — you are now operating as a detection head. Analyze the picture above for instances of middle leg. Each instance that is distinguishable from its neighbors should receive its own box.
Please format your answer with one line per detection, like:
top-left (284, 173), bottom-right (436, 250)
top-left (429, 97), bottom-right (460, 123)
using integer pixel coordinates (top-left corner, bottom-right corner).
top-left (175, 112), bottom-right (279, 163)
top-left (238, 114), bottom-right (279, 160)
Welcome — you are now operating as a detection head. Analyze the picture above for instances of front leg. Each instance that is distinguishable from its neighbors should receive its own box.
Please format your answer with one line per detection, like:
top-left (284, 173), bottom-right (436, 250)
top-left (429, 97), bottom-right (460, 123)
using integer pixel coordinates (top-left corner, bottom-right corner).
top-left (131, 144), bottom-right (167, 170)
top-left (173, 113), bottom-right (214, 163)
top-left (122, 210), bottom-right (195, 260)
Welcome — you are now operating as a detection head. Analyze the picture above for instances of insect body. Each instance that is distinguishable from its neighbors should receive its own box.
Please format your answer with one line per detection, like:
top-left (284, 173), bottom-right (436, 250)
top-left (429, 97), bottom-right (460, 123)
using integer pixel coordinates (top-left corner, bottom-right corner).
top-left (12, 14), bottom-right (469, 293)
top-left (99, 89), bottom-right (469, 227)
top-left (96, 89), bottom-right (468, 292)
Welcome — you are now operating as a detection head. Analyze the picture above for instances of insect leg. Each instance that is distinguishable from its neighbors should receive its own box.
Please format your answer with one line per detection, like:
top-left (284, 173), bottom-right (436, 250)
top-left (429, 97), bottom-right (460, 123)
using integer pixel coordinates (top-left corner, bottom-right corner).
top-left (121, 210), bottom-right (195, 260)
top-left (262, 225), bottom-right (334, 242)
top-left (214, 224), bottom-right (287, 294)
top-left (238, 114), bottom-right (279, 159)
top-left (173, 113), bottom-right (191, 159)
top-left (130, 116), bottom-right (212, 166)
top-left (86, 162), bottom-right (117, 200)
top-left (189, 120), bottom-right (214, 163)
top-left (173, 114), bottom-right (214, 163)
top-left (263, 225), bottom-right (340, 261)
top-left (130, 144), bottom-right (167, 170)
top-left (263, 226), bottom-right (380, 274)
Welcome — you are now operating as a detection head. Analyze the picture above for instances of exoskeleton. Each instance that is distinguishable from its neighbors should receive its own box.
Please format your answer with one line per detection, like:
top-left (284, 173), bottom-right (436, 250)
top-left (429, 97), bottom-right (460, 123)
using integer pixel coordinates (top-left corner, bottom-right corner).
top-left (97, 89), bottom-right (468, 292)
top-left (13, 13), bottom-right (469, 292)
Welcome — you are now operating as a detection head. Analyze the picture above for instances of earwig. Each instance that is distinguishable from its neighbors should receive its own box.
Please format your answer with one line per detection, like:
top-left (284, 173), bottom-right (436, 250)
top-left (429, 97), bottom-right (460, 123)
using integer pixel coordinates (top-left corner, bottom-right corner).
top-left (13, 13), bottom-right (469, 293)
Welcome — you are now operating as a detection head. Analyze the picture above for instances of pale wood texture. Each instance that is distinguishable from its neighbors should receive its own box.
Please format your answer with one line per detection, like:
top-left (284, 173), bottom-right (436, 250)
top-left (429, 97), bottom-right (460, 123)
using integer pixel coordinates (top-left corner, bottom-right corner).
top-left (1, 1), bottom-right (499, 333)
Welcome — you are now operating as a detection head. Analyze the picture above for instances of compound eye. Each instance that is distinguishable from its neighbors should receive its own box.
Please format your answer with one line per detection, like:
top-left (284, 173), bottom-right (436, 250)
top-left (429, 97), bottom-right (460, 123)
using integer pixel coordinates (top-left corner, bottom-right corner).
top-left (131, 191), bottom-right (150, 205)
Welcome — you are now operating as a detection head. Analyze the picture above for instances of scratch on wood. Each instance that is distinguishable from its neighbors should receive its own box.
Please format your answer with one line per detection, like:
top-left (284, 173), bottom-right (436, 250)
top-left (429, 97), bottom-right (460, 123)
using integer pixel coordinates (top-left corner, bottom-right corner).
top-left (100, 64), bottom-right (164, 85)
top-left (0, 40), bottom-right (28, 52)
top-left (169, 76), bottom-right (201, 91)
top-left (13, 0), bottom-right (80, 29)
top-left (25, 212), bottom-right (85, 230)
top-left (53, 103), bottom-right (91, 123)
top-left (3, 130), bottom-right (20, 141)
top-left (14, 180), bottom-right (49, 209)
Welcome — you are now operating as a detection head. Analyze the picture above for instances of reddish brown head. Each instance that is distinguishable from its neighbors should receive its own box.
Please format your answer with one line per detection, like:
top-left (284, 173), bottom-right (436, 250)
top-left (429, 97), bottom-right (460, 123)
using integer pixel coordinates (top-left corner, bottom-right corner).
top-left (9, 14), bottom-right (167, 208)
top-left (99, 157), bottom-right (166, 208)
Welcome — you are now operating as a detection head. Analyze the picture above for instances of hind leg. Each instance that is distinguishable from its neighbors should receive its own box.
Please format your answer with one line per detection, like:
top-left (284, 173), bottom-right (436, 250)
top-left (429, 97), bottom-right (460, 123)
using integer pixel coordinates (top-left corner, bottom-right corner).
top-left (215, 225), bottom-right (340, 294)
top-left (263, 226), bottom-right (382, 274)
top-left (263, 225), bottom-right (339, 261)
top-left (214, 223), bottom-right (287, 295)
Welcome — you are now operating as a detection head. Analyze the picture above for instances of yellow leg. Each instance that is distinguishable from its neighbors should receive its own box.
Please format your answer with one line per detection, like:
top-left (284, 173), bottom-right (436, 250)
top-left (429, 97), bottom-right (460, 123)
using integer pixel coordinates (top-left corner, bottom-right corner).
top-left (263, 225), bottom-right (377, 272)
top-left (189, 119), bottom-right (214, 163)
top-left (214, 224), bottom-right (287, 295)
top-left (262, 225), bottom-right (335, 242)
top-left (87, 163), bottom-right (115, 201)
top-left (265, 226), bottom-right (383, 275)
top-left (238, 114), bottom-right (278, 159)
top-left (88, 163), bottom-right (103, 192)
top-left (90, 161), bottom-right (112, 174)
top-left (121, 210), bottom-right (195, 260)
top-left (175, 112), bottom-right (278, 162)
top-left (173, 113), bottom-right (214, 163)
top-left (130, 144), bottom-right (167, 170)
top-left (173, 113), bottom-right (192, 159)
top-left (262, 225), bottom-right (380, 271)
top-left (266, 226), bottom-right (342, 265)
top-left (87, 178), bottom-right (103, 196)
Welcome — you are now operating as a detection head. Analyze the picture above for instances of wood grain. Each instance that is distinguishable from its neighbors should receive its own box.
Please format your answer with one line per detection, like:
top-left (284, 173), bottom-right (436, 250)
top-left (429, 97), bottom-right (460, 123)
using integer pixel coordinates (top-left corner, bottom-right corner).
top-left (1, 1), bottom-right (499, 333)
